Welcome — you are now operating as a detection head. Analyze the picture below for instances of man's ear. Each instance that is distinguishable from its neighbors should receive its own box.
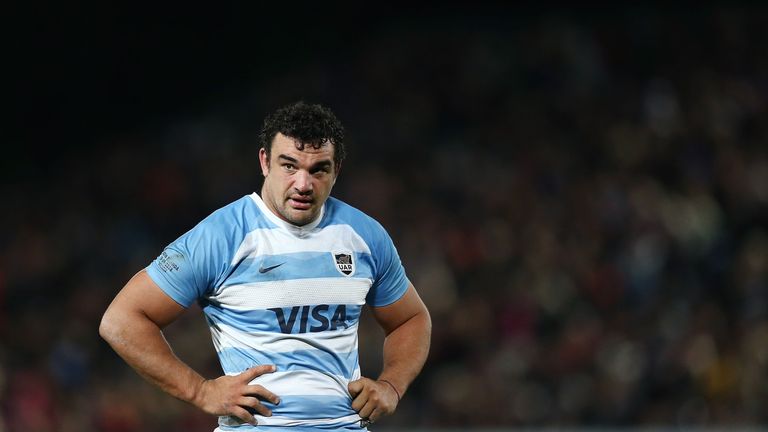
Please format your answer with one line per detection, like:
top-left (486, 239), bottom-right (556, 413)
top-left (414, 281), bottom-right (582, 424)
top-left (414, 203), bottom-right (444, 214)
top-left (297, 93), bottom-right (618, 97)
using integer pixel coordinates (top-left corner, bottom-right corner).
top-left (330, 161), bottom-right (342, 186)
top-left (259, 148), bottom-right (270, 176)
top-left (334, 161), bottom-right (342, 177)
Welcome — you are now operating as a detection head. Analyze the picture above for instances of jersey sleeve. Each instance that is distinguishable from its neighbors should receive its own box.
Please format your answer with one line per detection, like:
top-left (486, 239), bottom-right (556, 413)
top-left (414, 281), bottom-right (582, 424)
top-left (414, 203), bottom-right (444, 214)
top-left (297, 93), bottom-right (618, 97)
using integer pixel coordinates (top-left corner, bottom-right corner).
top-left (366, 223), bottom-right (409, 307)
top-left (146, 209), bottom-right (238, 308)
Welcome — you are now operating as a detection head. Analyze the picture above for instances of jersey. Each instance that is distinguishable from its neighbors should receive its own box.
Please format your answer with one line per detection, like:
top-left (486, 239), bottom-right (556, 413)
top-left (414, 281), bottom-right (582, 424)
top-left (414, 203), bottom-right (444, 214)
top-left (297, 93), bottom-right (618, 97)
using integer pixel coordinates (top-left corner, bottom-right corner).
top-left (146, 193), bottom-right (409, 431)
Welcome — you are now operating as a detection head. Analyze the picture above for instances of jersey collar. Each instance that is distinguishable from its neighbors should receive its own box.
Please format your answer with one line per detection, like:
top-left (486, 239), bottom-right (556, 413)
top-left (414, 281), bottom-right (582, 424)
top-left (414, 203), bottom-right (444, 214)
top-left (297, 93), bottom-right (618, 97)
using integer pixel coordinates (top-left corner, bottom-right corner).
top-left (249, 192), bottom-right (325, 237)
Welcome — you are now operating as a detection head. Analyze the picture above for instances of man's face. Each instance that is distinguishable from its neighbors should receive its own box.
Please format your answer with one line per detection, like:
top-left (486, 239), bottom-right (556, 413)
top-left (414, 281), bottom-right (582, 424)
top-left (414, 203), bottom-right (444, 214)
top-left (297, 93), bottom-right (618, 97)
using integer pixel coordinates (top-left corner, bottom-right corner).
top-left (259, 133), bottom-right (339, 226)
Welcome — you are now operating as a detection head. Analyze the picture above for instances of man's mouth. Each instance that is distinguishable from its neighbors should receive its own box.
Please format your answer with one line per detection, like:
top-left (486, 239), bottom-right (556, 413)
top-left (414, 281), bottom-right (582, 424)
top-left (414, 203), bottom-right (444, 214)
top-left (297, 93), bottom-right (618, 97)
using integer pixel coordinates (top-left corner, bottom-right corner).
top-left (288, 196), bottom-right (313, 210)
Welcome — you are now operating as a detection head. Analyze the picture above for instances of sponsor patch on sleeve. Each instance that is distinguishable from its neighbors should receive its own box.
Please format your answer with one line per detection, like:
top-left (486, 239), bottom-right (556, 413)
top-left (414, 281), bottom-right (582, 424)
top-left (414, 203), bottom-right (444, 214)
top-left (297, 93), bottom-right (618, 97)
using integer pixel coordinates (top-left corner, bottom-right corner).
top-left (157, 251), bottom-right (184, 272)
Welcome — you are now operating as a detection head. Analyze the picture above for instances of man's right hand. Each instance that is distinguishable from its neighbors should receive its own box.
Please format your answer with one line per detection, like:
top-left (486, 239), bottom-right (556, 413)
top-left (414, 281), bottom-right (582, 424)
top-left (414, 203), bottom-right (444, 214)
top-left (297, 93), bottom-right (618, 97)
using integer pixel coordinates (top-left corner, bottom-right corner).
top-left (192, 365), bottom-right (281, 425)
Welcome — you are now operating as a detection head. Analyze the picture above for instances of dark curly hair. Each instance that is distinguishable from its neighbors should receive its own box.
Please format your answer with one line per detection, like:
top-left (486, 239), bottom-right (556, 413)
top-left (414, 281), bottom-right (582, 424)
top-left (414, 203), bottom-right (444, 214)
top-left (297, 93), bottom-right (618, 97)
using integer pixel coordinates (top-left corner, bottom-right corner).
top-left (259, 101), bottom-right (346, 167)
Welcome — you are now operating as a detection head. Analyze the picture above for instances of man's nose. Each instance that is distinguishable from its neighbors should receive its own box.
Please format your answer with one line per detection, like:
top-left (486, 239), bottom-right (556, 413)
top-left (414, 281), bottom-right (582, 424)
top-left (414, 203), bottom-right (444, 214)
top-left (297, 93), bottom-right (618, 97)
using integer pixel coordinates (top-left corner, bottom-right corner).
top-left (294, 170), bottom-right (313, 193)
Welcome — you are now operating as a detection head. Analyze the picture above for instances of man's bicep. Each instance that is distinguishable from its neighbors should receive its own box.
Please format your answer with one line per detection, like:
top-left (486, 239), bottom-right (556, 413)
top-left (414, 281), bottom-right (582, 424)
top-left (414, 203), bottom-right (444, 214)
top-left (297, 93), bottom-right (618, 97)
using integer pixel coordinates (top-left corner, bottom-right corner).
top-left (369, 283), bottom-right (428, 335)
top-left (106, 269), bottom-right (187, 329)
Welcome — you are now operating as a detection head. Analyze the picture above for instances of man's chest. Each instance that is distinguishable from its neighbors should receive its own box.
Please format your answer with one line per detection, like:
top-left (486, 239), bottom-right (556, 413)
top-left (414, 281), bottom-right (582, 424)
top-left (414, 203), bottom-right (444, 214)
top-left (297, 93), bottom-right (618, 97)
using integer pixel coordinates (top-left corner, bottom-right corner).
top-left (206, 228), bottom-right (376, 329)
top-left (225, 226), bottom-right (374, 285)
top-left (207, 250), bottom-right (373, 335)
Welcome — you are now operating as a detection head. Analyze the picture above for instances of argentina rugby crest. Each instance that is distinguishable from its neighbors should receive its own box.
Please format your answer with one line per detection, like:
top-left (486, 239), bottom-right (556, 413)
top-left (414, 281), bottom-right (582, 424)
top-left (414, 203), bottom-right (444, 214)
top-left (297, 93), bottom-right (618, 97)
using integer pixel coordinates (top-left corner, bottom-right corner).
top-left (332, 251), bottom-right (355, 276)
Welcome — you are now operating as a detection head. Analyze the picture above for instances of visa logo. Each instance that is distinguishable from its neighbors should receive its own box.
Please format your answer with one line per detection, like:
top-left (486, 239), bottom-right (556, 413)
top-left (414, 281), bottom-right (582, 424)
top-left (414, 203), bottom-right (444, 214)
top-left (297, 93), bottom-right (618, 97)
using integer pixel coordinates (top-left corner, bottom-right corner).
top-left (268, 304), bottom-right (349, 334)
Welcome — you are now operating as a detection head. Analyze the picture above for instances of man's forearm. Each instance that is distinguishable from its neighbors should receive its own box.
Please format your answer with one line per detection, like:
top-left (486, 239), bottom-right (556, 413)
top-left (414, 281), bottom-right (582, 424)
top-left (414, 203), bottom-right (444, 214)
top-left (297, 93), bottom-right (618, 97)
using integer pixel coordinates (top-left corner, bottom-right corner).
top-left (99, 310), bottom-right (205, 403)
top-left (377, 309), bottom-right (432, 397)
top-left (101, 271), bottom-right (279, 424)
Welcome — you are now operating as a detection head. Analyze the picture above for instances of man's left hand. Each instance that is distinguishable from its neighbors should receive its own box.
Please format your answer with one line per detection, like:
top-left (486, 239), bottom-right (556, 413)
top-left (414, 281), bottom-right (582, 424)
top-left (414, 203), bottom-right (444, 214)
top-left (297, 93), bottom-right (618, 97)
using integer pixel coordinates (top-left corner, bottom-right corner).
top-left (348, 377), bottom-right (399, 424)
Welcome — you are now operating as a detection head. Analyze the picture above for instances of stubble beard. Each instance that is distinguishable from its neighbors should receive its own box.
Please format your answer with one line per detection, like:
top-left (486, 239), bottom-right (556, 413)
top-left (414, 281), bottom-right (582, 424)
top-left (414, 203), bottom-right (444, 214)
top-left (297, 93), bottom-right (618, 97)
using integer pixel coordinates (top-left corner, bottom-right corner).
top-left (280, 197), bottom-right (318, 226)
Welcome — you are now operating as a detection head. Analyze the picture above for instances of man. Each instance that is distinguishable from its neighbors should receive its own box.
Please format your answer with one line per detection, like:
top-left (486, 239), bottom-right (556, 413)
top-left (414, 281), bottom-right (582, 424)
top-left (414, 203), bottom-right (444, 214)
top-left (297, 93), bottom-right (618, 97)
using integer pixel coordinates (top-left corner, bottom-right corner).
top-left (99, 101), bottom-right (431, 431)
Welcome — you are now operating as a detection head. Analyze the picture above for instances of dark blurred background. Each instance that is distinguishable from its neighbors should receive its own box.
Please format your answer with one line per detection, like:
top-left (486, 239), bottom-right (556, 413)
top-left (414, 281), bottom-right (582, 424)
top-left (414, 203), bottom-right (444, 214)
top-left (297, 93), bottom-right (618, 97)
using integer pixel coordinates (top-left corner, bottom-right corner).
top-left (3, 4), bottom-right (768, 431)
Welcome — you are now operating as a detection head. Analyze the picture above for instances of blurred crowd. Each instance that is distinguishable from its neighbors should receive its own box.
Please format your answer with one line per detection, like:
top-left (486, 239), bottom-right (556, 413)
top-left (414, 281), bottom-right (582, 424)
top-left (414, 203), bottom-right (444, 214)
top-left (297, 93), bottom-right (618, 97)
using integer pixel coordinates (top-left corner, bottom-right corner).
top-left (2, 7), bottom-right (767, 431)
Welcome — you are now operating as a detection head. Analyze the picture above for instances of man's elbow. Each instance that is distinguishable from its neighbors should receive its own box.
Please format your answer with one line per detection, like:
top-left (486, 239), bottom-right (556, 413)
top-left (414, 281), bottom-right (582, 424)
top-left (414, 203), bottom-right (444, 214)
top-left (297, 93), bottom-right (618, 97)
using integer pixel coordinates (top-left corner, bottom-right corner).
top-left (99, 312), bottom-right (111, 340)
top-left (99, 308), bottom-right (121, 345)
top-left (421, 307), bottom-right (432, 337)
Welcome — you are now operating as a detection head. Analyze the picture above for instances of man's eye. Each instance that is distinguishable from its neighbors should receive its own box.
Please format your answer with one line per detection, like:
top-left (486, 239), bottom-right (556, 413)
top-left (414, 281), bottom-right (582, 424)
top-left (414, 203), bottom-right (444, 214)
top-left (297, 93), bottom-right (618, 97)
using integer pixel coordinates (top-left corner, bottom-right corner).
top-left (283, 164), bottom-right (296, 171)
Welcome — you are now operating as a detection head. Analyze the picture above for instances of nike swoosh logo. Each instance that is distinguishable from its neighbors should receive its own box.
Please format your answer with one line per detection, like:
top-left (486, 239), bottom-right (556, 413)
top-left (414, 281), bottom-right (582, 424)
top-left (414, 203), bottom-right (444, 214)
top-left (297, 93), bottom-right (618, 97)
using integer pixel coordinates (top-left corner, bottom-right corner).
top-left (258, 263), bottom-right (285, 273)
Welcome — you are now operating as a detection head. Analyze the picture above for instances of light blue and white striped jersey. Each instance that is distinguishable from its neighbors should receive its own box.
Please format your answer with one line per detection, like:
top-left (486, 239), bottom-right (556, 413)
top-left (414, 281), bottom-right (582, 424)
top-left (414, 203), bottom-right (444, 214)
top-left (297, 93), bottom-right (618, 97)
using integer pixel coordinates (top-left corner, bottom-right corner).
top-left (146, 192), bottom-right (409, 431)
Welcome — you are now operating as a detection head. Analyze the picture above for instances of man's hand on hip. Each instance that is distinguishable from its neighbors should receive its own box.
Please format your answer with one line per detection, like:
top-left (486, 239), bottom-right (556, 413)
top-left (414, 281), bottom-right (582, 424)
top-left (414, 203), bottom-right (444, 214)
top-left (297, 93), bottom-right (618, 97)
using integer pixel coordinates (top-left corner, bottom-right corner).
top-left (348, 377), bottom-right (400, 425)
top-left (192, 364), bottom-right (280, 425)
